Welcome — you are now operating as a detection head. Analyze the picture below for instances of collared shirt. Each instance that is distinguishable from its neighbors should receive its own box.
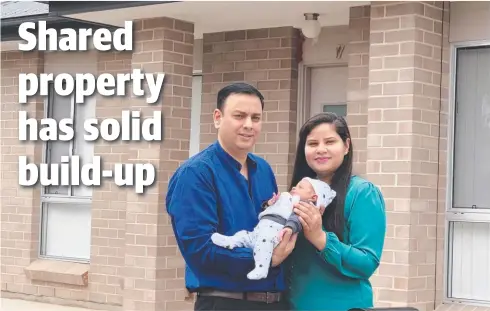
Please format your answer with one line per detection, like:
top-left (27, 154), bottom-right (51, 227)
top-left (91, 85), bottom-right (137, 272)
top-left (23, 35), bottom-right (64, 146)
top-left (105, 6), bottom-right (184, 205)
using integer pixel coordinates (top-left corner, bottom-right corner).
top-left (166, 140), bottom-right (285, 292)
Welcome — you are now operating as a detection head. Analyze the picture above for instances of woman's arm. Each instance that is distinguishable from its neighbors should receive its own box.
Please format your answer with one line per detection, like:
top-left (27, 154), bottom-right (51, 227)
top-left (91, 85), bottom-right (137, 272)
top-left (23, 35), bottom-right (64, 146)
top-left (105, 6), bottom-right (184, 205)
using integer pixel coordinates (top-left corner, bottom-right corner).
top-left (316, 181), bottom-right (386, 279)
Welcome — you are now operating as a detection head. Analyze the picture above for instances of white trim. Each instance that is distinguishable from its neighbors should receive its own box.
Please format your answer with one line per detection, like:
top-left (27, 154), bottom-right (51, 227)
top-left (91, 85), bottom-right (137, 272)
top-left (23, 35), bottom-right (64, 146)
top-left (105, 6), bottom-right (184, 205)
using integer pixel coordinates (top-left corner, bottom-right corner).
top-left (446, 213), bottom-right (490, 223)
top-left (68, 90), bottom-right (76, 197)
top-left (443, 39), bottom-right (490, 306)
top-left (450, 40), bottom-right (490, 49)
top-left (296, 62), bottom-right (309, 140)
top-left (40, 196), bottom-right (92, 205)
top-left (189, 71), bottom-right (203, 158)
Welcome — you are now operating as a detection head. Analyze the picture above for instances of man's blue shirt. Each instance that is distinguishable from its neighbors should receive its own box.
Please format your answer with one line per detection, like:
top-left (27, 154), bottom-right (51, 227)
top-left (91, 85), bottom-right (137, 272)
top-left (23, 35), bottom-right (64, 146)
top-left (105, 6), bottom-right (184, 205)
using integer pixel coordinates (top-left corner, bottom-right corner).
top-left (166, 140), bottom-right (285, 292)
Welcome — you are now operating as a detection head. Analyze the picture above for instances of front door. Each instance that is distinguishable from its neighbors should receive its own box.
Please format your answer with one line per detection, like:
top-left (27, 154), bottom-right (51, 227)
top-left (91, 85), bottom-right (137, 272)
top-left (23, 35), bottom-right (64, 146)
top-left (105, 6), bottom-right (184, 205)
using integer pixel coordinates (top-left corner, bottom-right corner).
top-left (309, 65), bottom-right (348, 118)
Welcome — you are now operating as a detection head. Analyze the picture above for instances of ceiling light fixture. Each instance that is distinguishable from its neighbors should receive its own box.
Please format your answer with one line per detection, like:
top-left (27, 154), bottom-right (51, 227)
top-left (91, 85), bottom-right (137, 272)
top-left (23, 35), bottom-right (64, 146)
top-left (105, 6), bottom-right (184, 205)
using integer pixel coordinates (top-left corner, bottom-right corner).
top-left (301, 13), bottom-right (321, 39)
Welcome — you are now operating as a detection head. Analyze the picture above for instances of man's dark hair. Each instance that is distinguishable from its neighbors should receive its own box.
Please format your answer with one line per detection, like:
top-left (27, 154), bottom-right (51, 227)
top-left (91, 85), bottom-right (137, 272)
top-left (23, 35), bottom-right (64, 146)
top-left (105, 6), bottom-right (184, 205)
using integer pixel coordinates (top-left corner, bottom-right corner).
top-left (216, 82), bottom-right (265, 111)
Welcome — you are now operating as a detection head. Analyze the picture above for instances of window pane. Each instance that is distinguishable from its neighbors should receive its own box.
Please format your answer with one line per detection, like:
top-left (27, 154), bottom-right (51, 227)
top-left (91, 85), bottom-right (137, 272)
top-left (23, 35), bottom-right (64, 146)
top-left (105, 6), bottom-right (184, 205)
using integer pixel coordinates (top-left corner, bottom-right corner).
top-left (41, 202), bottom-right (91, 260)
top-left (453, 46), bottom-right (490, 209)
top-left (72, 93), bottom-right (96, 197)
top-left (323, 104), bottom-right (347, 117)
top-left (46, 89), bottom-right (72, 195)
top-left (449, 221), bottom-right (490, 301)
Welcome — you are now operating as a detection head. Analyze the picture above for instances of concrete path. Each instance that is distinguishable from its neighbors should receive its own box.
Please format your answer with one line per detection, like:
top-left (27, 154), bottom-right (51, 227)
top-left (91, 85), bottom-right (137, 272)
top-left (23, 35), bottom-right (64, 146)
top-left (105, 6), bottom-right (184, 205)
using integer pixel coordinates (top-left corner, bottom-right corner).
top-left (0, 298), bottom-right (98, 311)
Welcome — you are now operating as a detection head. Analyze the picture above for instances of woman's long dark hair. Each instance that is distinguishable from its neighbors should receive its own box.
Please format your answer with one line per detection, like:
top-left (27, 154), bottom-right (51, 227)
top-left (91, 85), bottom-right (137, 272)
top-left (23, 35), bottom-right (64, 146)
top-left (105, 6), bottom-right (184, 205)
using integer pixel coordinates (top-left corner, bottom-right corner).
top-left (289, 113), bottom-right (353, 242)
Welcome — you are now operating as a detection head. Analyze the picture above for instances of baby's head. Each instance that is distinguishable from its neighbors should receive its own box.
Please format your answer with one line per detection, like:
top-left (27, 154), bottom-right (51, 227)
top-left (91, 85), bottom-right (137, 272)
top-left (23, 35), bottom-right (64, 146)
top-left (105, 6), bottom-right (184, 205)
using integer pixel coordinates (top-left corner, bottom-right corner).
top-left (290, 177), bottom-right (336, 208)
top-left (290, 178), bottom-right (317, 202)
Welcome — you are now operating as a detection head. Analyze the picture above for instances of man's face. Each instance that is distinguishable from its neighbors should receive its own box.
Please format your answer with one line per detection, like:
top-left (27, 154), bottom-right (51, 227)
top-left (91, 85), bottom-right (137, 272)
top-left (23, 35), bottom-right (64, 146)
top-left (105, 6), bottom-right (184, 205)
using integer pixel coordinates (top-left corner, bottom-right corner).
top-left (213, 93), bottom-right (263, 153)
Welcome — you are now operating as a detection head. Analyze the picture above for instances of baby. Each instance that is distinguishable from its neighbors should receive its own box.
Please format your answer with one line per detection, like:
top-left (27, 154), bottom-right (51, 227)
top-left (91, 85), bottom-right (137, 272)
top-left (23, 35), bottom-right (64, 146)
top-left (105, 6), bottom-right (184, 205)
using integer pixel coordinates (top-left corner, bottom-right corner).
top-left (211, 177), bottom-right (336, 280)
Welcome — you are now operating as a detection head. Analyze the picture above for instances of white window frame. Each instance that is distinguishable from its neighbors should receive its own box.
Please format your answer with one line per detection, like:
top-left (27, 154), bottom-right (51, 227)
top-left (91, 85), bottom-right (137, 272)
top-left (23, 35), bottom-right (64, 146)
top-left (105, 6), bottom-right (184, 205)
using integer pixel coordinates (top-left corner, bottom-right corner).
top-left (39, 82), bottom-right (93, 264)
top-left (443, 40), bottom-right (490, 307)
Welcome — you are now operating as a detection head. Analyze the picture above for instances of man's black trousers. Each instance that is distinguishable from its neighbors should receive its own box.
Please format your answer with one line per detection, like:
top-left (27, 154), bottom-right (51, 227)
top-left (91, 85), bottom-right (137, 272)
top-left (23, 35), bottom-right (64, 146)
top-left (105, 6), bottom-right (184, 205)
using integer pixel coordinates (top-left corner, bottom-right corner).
top-left (194, 295), bottom-right (289, 311)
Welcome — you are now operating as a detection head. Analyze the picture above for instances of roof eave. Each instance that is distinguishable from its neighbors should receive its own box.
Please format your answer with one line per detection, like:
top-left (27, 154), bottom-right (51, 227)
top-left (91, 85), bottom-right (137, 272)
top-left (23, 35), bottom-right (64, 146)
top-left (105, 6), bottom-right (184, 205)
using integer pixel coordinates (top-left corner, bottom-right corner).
top-left (43, 1), bottom-right (177, 16)
top-left (1, 15), bottom-right (120, 42)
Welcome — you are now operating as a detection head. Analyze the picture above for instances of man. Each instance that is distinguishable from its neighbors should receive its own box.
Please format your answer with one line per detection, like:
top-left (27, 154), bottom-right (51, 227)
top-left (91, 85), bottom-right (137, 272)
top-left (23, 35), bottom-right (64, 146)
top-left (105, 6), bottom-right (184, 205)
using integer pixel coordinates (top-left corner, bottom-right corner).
top-left (166, 82), bottom-right (296, 311)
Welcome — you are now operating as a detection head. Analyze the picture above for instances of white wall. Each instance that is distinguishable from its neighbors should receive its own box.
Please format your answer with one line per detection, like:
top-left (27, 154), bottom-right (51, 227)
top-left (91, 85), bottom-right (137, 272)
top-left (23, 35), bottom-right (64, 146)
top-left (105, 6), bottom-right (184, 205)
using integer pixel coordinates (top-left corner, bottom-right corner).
top-left (450, 1), bottom-right (490, 43)
top-left (193, 39), bottom-right (203, 72)
top-left (302, 25), bottom-right (349, 65)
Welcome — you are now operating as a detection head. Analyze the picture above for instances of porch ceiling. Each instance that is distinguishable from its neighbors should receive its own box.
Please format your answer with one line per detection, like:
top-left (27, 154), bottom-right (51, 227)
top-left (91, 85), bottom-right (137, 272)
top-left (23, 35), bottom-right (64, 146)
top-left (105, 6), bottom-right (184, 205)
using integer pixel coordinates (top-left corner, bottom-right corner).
top-left (65, 1), bottom-right (370, 39)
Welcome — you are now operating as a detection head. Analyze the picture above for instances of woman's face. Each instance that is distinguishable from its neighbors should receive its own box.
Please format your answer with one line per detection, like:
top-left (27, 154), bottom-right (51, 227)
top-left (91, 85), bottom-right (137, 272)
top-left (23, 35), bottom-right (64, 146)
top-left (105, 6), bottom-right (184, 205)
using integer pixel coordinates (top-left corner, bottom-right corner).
top-left (304, 122), bottom-right (350, 180)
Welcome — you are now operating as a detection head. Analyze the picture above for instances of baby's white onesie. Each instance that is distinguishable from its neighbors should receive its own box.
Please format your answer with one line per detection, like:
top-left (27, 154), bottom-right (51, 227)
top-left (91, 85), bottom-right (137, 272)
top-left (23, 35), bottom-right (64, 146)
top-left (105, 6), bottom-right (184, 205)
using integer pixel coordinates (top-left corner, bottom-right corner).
top-left (211, 192), bottom-right (300, 280)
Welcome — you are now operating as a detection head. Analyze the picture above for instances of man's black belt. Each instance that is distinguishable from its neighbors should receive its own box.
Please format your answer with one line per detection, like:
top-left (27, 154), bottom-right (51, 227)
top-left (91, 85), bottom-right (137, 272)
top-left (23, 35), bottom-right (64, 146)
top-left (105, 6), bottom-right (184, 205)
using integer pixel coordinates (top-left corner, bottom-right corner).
top-left (197, 289), bottom-right (283, 304)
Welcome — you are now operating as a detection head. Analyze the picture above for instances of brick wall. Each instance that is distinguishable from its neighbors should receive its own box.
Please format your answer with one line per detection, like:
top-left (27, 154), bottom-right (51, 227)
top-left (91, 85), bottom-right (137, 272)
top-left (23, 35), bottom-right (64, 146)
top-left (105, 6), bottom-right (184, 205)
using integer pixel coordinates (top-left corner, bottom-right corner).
top-left (0, 16), bottom-right (195, 311)
top-left (347, 5), bottom-right (370, 177)
top-left (123, 17), bottom-right (194, 311)
top-left (200, 27), bottom-right (300, 191)
top-left (90, 50), bottom-right (132, 306)
top-left (366, 2), bottom-right (447, 310)
top-left (0, 51), bottom-right (44, 296)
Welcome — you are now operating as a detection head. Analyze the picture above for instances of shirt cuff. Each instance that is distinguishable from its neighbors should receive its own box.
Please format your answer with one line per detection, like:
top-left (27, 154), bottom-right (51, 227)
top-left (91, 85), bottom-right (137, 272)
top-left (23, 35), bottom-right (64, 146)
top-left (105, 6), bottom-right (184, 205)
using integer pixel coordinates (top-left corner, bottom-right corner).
top-left (261, 200), bottom-right (269, 210)
top-left (317, 233), bottom-right (345, 268)
top-left (285, 220), bottom-right (300, 233)
top-left (316, 229), bottom-right (333, 255)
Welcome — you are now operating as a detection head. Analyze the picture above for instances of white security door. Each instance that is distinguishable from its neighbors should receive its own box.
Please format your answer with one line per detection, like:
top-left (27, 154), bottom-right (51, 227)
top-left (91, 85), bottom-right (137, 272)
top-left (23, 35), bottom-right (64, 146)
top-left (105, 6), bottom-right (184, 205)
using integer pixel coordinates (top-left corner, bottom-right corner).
top-left (309, 66), bottom-right (348, 118)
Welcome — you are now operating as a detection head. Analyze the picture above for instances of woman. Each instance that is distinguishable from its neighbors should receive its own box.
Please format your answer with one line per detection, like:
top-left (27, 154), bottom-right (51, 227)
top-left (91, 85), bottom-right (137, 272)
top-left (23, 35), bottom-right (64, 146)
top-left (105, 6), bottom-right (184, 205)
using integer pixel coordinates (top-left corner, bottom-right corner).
top-left (284, 112), bottom-right (387, 311)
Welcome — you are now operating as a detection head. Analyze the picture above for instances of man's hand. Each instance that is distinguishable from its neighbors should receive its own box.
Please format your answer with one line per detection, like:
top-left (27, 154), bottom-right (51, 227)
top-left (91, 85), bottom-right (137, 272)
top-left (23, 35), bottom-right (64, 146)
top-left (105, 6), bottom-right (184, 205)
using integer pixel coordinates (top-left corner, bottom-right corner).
top-left (271, 229), bottom-right (297, 267)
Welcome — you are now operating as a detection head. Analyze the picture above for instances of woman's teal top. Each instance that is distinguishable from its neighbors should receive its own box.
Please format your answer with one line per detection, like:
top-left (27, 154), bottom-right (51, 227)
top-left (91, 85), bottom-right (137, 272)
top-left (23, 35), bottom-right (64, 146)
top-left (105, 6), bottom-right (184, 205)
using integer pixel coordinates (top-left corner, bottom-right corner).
top-left (287, 175), bottom-right (386, 311)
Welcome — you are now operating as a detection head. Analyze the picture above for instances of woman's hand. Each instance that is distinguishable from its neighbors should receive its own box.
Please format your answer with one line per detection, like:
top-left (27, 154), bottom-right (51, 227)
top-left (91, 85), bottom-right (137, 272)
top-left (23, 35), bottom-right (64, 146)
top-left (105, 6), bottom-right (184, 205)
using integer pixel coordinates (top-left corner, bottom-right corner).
top-left (271, 229), bottom-right (297, 267)
top-left (294, 201), bottom-right (327, 251)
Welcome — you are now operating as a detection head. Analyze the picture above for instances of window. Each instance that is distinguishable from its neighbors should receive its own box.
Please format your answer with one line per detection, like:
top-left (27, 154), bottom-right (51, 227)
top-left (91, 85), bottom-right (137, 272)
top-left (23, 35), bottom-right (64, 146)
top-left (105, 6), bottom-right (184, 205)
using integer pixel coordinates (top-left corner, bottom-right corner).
top-left (323, 103), bottom-right (347, 117)
top-left (189, 73), bottom-right (202, 157)
top-left (40, 82), bottom-right (95, 262)
top-left (446, 44), bottom-right (490, 304)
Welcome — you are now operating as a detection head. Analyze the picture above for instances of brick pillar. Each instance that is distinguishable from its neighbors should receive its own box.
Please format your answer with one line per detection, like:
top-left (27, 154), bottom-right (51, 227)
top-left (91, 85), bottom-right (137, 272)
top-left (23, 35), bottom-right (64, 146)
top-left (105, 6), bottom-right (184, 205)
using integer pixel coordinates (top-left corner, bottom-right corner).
top-left (0, 51), bottom-right (44, 294)
top-left (123, 17), bottom-right (194, 311)
top-left (90, 50), bottom-right (133, 306)
top-left (201, 27), bottom-right (300, 191)
top-left (347, 5), bottom-right (370, 177)
top-left (367, 2), bottom-right (448, 310)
